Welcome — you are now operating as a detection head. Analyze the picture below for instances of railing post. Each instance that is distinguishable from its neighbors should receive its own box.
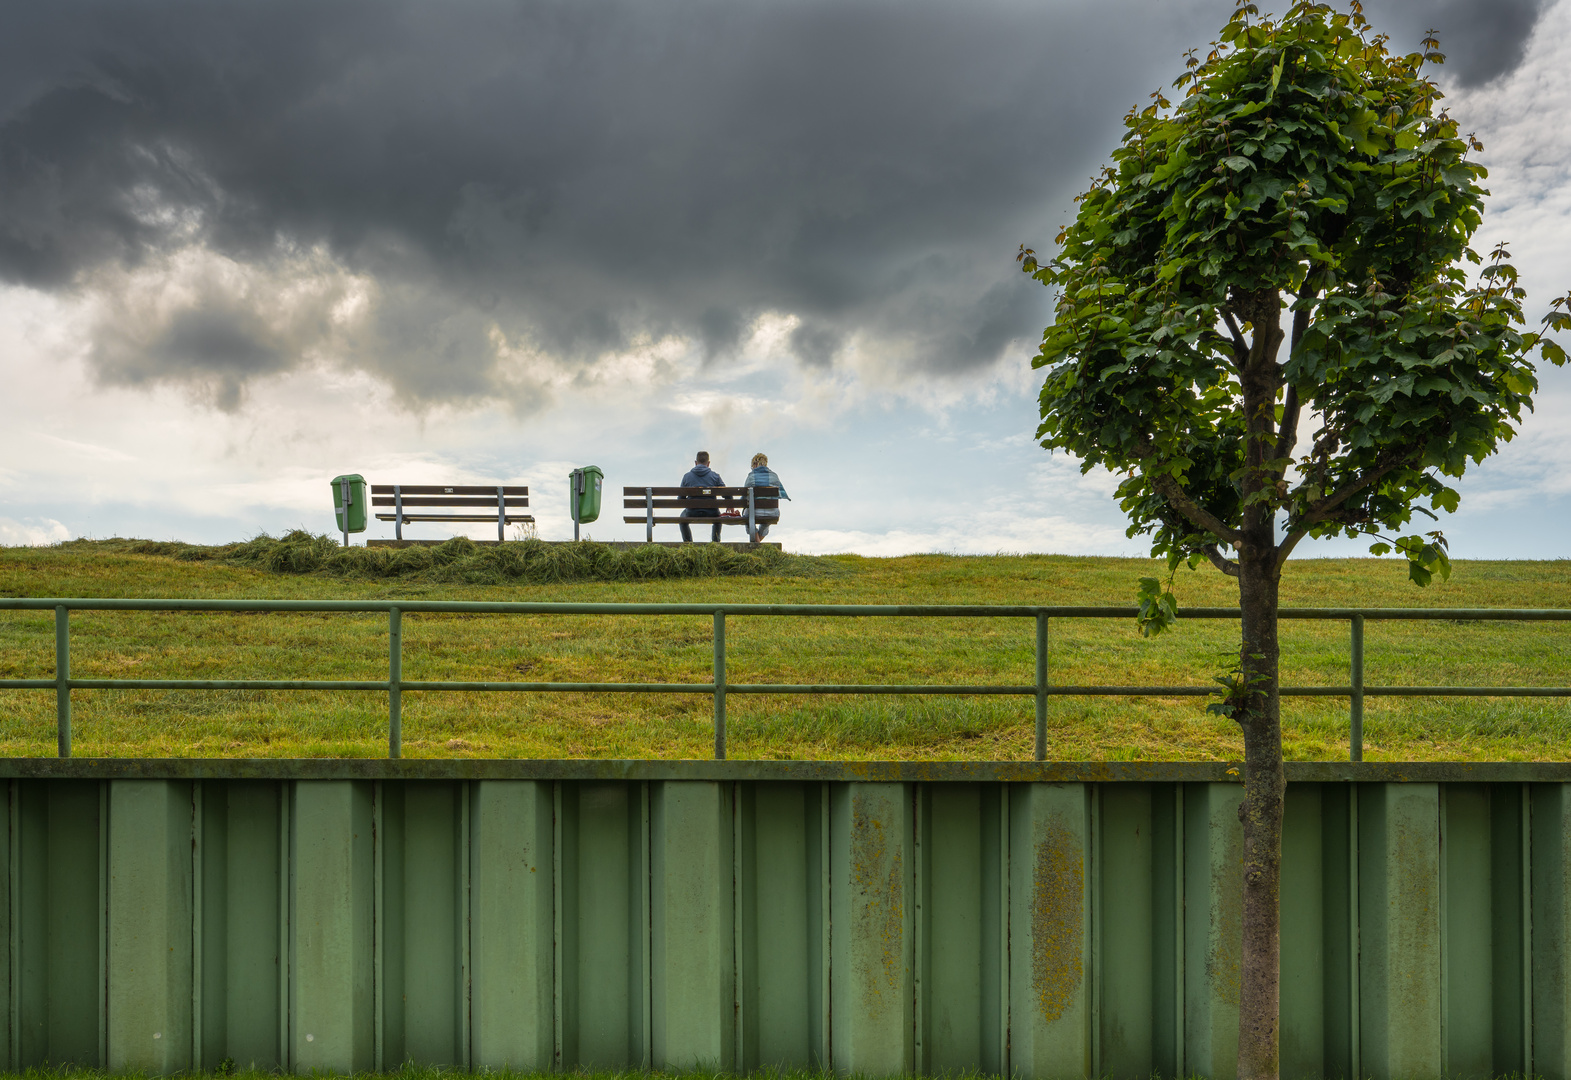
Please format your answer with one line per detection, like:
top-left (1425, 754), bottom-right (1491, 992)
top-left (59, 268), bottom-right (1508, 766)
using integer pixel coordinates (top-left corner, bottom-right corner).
top-left (55, 605), bottom-right (71, 758)
top-left (1035, 613), bottom-right (1048, 762)
top-left (1350, 613), bottom-right (1364, 762)
top-left (713, 610), bottom-right (726, 760)
top-left (389, 607), bottom-right (402, 759)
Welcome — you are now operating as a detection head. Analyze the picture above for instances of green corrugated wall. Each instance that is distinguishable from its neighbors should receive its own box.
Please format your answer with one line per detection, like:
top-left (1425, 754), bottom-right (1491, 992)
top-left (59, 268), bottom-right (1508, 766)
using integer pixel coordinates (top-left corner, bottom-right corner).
top-left (2, 770), bottom-right (1569, 1078)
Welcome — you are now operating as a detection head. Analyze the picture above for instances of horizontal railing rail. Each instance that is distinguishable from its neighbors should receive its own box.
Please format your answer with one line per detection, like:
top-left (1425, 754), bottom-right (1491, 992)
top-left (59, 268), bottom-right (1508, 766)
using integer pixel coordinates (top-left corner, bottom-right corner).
top-left (1, 598), bottom-right (1568, 762)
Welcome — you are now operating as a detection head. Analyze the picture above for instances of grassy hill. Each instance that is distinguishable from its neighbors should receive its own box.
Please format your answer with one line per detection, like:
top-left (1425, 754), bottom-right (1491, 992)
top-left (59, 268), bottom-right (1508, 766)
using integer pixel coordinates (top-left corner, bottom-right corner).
top-left (2, 536), bottom-right (1569, 762)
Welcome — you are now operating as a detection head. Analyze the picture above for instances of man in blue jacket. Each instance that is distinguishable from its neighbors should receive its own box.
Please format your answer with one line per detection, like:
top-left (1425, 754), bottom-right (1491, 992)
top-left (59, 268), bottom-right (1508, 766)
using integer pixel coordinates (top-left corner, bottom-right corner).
top-left (678, 451), bottom-right (726, 543)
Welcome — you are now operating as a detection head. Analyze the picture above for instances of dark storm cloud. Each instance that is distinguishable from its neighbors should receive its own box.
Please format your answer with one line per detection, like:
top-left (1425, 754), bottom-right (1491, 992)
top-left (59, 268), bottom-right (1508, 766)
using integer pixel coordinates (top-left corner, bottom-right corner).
top-left (1365, 0), bottom-right (1550, 87)
top-left (0, 0), bottom-right (1548, 408)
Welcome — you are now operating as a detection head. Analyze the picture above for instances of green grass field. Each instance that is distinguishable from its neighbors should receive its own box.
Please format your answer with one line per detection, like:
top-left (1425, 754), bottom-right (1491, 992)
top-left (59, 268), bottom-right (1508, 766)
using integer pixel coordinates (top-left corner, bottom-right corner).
top-left (0, 1069), bottom-right (833, 1080)
top-left (0, 1068), bottom-right (832, 1080)
top-left (2, 537), bottom-right (1569, 762)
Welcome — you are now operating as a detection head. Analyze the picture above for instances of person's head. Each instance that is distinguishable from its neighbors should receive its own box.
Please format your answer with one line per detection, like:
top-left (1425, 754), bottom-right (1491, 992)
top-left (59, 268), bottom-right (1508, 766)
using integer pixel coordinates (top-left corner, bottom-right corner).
top-left (695, 451), bottom-right (710, 465)
top-left (751, 452), bottom-right (768, 469)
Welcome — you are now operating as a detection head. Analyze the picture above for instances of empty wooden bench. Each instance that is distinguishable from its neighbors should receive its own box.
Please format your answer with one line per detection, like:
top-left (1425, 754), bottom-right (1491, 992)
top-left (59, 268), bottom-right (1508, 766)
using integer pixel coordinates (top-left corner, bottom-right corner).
top-left (622, 486), bottom-right (779, 542)
top-left (372, 484), bottom-right (532, 542)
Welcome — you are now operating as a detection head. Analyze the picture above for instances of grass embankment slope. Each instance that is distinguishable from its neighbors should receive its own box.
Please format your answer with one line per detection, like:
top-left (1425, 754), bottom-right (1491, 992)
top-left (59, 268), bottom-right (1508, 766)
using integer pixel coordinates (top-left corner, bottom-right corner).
top-left (1, 535), bottom-right (1569, 762)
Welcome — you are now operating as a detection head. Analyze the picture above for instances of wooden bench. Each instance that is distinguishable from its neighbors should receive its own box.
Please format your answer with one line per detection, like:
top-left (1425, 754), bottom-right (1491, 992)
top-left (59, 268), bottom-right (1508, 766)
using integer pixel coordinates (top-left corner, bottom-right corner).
top-left (372, 484), bottom-right (532, 542)
top-left (622, 486), bottom-right (779, 542)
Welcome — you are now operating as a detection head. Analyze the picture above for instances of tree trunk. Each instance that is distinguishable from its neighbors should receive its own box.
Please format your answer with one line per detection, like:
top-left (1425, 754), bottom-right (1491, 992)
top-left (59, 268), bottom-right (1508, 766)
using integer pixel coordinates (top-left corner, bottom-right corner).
top-left (1235, 553), bottom-right (1283, 1080)
top-left (1235, 290), bottom-right (1286, 1080)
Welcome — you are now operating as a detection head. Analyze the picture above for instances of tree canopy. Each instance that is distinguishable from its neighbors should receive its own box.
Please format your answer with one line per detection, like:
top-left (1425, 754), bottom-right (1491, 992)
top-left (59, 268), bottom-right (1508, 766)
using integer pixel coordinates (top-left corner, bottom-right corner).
top-left (1021, 0), bottom-right (1568, 591)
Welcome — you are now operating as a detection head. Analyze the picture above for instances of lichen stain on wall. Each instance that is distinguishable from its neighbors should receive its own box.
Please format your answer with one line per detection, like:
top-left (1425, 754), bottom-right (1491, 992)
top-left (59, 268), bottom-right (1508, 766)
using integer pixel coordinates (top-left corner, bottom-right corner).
top-left (851, 804), bottom-right (904, 1015)
top-left (1031, 820), bottom-right (1083, 1024)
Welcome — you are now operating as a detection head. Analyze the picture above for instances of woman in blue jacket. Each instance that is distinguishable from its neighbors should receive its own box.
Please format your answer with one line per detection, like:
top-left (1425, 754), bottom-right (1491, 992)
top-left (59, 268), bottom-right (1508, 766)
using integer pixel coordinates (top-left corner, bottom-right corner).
top-left (743, 452), bottom-right (790, 542)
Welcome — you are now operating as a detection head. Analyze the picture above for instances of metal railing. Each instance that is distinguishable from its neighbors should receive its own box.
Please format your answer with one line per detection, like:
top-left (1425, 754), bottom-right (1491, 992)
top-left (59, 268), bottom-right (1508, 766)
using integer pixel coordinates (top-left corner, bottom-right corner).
top-left (1, 599), bottom-right (1568, 761)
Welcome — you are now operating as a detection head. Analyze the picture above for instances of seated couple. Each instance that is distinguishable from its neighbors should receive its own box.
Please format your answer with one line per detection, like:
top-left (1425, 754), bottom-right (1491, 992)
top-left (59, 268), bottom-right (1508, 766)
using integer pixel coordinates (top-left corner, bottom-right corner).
top-left (679, 450), bottom-right (790, 543)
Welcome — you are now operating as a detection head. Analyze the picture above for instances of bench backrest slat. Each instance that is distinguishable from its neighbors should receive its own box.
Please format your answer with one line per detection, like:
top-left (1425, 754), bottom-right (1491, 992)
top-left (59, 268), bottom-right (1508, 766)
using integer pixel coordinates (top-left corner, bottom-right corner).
top-left (374, 497), bottom-right (529, 507)
top-left (372, 485), bottom-right (528, 496)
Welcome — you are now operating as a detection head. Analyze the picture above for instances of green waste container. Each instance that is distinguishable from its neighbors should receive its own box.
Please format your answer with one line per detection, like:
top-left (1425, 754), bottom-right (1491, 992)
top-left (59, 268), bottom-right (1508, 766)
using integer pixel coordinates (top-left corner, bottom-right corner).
top-left (569, 466), bottom-right (603, 538)
top-left (331, 474), bottom-right (368, 543)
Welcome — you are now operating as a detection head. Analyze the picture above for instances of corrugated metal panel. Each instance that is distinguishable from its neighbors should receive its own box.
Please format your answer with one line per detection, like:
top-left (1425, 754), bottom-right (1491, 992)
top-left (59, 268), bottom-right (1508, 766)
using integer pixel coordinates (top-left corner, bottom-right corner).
top-left (0, 775), bottom-right (1568, 1077)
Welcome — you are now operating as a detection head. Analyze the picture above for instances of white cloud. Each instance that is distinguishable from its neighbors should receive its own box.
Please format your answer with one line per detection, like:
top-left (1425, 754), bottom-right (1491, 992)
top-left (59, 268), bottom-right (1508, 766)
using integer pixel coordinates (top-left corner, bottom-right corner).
top-left (787, 515), bottom-right (1135, 557)
top-left (0, 517), bottom-right (71, 546)
top-left (1441, 2), bottom-right (1571, 330)
top-left (35, 434), bottom-right (139, 463)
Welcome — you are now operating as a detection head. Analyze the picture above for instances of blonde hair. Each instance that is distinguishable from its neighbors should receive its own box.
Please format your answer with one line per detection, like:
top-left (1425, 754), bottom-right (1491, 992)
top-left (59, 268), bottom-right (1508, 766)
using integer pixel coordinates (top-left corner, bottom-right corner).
top-left (751, 452), bottom-right (768, 468)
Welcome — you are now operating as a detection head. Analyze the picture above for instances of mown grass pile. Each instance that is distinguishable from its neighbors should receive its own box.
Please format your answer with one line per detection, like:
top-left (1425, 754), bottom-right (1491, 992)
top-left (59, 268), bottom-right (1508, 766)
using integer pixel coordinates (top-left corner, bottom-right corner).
top-left (2, 539), bottom-right (1570, 761)
top-left (82, 531), bottom-right (812, 584)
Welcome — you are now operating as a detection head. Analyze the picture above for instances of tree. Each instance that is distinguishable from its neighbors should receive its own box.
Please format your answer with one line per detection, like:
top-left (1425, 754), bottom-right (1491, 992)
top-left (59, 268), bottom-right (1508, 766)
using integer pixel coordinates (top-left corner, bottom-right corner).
top-left (1019, 2), bottom-right (1569, 1076)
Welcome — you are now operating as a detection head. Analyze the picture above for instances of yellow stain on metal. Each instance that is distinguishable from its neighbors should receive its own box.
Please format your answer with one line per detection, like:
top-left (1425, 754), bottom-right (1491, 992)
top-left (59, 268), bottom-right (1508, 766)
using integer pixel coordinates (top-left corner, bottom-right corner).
top-left (1031, 821), bottom-right (1083, 1023)
top-left (850, 807), bottom-right (904, 1008)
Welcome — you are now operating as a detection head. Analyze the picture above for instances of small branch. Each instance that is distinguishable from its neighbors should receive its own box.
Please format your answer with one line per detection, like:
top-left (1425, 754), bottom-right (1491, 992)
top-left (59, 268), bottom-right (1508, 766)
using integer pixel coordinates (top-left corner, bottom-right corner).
top-left (1204, 544), bottom-right (1241, 577)
top-left (1273, 308), bottom-right (1311, 460)
top-left (1273, 526), bottom-right (1313, 568)
top-left (1222, 311), bottom-right (1249, 364)
top-left (1149, 472), bottom-right (1243, 546)
top-left (1273, 385), bottom-right (1300, 462)
top-left (1276, 459), bottom-right (1404, 572)
top-left (1289, 306), bottom-right (1310, 355)
top-left (1298, 460), bottom-right (1401, 529)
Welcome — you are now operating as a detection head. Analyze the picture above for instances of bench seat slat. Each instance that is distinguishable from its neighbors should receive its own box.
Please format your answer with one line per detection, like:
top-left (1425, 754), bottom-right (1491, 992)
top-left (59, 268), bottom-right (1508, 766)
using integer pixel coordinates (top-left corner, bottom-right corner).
top-left (622, 516), bottom-right (770, 526)
top-left (620, 499), bottom-right (776, 510)
top-left (373, 497), bottom-right (530, 507)
top-left (377, 512), bottom-right (537, 521)
top-left (619, 486), bottom-right (773, 497)
top-left (371, 485), bottom-right (529, 496)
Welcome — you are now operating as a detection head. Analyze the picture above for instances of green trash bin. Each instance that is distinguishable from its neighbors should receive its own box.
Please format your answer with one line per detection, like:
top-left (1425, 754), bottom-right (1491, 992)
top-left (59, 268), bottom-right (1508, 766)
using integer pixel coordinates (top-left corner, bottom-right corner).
top-left (569, 466), bottom-right (603, 538)
top-left (331, 474), bottom-right (368, 545)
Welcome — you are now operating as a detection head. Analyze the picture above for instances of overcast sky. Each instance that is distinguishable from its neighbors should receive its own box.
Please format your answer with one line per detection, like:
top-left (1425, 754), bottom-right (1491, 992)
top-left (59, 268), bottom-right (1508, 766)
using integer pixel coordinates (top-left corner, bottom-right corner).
top-left (2, 0), bottom-right (1567, 556)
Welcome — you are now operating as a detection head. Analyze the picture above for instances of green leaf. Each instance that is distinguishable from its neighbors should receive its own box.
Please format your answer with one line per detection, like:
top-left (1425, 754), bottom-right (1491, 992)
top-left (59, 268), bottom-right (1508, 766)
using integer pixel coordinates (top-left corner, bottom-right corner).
top-left (1135, 577), bottom-right (1180, 637)
top-left (1503, 370), bottom-right (1535, 393)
